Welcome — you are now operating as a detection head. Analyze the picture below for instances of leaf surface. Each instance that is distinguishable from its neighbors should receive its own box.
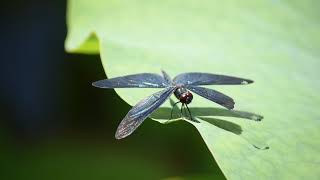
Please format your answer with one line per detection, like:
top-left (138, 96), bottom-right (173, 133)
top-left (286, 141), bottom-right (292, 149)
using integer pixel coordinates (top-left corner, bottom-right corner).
top-left (66, 1), bottom-right (320, 179)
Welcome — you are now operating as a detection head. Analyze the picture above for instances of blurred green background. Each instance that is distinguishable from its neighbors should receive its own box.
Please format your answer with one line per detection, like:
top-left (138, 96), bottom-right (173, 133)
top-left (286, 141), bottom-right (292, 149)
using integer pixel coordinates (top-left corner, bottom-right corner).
top-left (0, 1), bottom-right (225, 179)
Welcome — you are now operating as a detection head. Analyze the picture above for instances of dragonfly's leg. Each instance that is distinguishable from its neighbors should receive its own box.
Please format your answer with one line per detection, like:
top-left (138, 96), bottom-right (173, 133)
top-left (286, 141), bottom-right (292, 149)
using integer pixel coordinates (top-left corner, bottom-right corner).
top-left (170, 108), bottom-right (174, 120)
top-left (185, 104), bottom-right (199, 122)
top-left (185, 104), bottom-right (192, 120)
top-left (183, 105), bottom-right (188, 117)
top-left (180, 103), bottom-right (185, 117)
top-left (164, 101), bottom-right (180, 124)
top-left (170, 101), bottom-right (180, 120)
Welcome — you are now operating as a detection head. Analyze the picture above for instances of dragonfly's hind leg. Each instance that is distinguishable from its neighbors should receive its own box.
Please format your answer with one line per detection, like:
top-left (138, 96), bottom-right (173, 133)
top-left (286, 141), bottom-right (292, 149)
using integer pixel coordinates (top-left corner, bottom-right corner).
top-left (180, 103), bottom-right (186, 117)
top-left (181, 103), bottom-right (192, 121)
top-left (165, 101), bottom-right (180, 124)
top-left (185, 104), bottom-right (192, 120)
top-left (185, 104), bottom-right (199, 123)
top-left (170, 101), bottom-right (180, 120)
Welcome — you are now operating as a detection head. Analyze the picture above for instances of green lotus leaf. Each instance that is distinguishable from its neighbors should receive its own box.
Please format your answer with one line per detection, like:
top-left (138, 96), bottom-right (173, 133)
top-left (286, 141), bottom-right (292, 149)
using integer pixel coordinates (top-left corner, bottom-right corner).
top-left (65, 0), bottom-right (320, 179)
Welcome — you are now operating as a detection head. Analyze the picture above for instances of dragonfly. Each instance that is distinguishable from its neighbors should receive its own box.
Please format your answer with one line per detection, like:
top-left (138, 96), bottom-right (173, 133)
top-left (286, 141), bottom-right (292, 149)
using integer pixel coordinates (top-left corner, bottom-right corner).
top-left (93, 70), bottom-right (253, 139)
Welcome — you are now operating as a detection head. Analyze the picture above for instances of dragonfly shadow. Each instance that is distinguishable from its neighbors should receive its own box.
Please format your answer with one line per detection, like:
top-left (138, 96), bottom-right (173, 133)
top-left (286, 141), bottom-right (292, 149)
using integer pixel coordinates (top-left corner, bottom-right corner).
top-left (200, 117), bottom-right (242, 135)
top-left (151, 99), bottom-right (264, 136)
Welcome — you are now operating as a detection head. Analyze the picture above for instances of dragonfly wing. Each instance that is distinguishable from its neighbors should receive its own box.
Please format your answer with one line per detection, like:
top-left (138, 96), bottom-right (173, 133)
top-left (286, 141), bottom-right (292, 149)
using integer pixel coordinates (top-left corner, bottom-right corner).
top-left (173, 72), bottom-right (253, 86)
top-left (115, 87), bottom-right (175, 139)
top-left (161, 70), bottom-right (173, 84)
top-left (187, 86), bottom-right (235, 109)
top-left (93, 73), bottom-right (168, 88)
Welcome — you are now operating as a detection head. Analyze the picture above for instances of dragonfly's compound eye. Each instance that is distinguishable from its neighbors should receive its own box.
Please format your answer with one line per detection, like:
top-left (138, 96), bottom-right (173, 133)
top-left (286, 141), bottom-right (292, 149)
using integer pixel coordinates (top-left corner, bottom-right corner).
top-left (180, 92), bottom-right (193, 104)
top-left (185, 92), bottom-right (193, 104)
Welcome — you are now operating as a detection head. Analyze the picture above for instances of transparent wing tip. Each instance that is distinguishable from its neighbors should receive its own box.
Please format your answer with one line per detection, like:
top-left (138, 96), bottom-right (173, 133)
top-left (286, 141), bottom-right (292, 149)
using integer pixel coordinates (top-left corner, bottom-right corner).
top-left (115, 133), bottom-right (124, 139)
top-left (92, 80), bottom-right (107, 88)
top-left (225, 100), bottom-right (235, 110)
top-left (115, 130), bottom-right (128, 139)
top-left (92, 80), bottom-right (100, 87)
top-left (241, 79), bottom-right (254, 85)
top-left (251, 115), bottom-right (264, 121)
top-left (115, 123), bottom-right (134, 139)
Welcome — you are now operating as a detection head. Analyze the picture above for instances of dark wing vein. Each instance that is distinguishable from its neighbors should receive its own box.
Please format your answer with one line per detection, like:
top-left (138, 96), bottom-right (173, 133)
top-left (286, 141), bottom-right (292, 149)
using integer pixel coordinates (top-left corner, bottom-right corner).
top-left (115, 87), bottom-right (175, 139)
top-left (173, 72), bottom-right (253, 86)
top-left (187, 86), bottom-right (235, 109)
top-left (92, 73), bottom-right (168, 88)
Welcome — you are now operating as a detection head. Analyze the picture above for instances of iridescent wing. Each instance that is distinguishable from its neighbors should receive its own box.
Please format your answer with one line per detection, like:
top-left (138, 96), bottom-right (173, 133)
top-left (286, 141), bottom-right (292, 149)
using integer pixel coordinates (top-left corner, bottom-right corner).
top-left (115, 86), bottom-right (175, 139)
top-left (92, 73), bottom-right (168, 88)
top-left (161, 70), bottom-right (172, 84)
top-left (173, 72), bottom-right (253, 86)
top-left (187, 86), bottom-right (235, 109)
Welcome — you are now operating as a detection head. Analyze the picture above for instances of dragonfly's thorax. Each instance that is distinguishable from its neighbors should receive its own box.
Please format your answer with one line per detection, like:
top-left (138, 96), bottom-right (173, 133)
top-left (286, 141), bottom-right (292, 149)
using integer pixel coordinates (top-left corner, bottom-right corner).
top-left (174, 87), bottom-right (193, 104)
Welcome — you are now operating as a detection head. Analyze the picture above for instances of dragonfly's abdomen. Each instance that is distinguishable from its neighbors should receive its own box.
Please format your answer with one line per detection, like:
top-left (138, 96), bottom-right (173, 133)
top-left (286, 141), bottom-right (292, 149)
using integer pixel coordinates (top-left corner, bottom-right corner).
top-left (174, 87), bottom-right (193, 104)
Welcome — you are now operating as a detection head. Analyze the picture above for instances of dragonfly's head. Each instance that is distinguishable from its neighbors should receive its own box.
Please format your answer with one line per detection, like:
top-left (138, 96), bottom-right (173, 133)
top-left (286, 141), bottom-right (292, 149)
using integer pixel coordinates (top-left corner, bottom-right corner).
top-left (180, 91), bottom-right (193, 104)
